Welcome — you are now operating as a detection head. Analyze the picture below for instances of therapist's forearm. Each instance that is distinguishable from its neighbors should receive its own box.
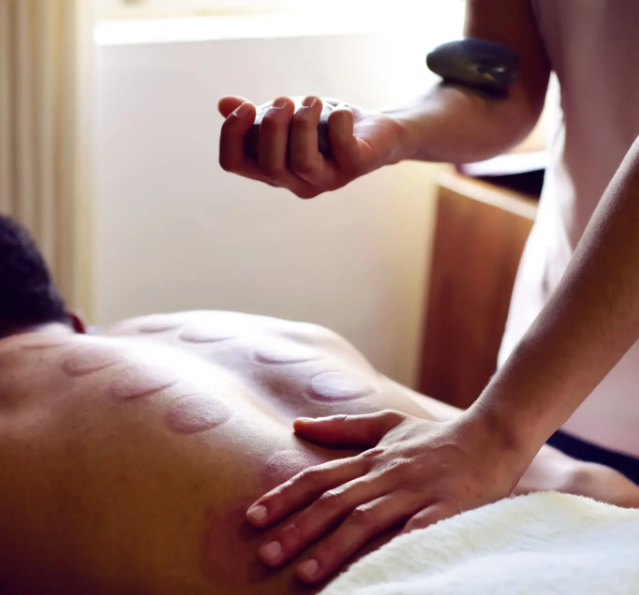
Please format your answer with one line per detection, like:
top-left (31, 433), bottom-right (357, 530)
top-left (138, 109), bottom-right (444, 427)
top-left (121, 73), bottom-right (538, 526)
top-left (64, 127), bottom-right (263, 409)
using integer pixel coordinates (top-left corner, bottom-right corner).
top-left (384, 83), bottom-right (541, 165)
top-left (472, 135), bottom-right (639, 458)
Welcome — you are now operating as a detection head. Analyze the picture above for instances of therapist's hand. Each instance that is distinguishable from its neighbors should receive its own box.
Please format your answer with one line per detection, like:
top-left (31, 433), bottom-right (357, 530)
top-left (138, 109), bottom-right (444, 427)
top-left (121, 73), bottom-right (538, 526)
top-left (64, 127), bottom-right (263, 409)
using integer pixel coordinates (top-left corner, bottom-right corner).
top-left (218, 95), bottom-right (405, 199)
top-left (246, 410), bottom-right (530, 584)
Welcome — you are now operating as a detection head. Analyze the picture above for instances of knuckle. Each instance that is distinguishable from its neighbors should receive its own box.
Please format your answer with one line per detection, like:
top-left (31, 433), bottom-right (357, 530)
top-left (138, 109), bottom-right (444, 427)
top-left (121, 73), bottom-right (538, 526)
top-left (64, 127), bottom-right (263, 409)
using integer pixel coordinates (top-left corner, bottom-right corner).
top-left (363, 447), bottom-right (385, 461)
top-left (317, 489), bottom-right (346, 512)
top-left (381, 456), bottom-right (407, 476)
top-left (279, 521), bottom-right (303, 546)
top-left (258, 160), bottom-right (287, 181)
top-left (381, 409), bottom-right (406, 424)
top-left (260, 112), bottom-right (286, 133)
top-left (299, 468), bottom-right (327, 489)
top-left (261, 167), bottom-right (286, 182)
top-left (263, 487), bottom-right (287, 511)
top-left (349, 506), bottom-right (378, 529)
top-left (290, 156), bottom-right (316, 177)
top-left (292, 108), bottom-right (315, 126)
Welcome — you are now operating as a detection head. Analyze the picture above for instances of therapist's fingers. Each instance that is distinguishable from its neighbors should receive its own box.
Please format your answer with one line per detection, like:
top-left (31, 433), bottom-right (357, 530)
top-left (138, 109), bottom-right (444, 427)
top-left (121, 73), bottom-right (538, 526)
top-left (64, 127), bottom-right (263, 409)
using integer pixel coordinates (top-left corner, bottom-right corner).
top-left (295, 492), bottom-right (423, 584)
top-left (293, 410), bottom-right (407, 448)
top-left (258, 97), bottom-right (296, 180)
top-left (217, 95), bottom-right (323, 198)
top-left (246, 455), bottom-right (368, 527)
top-left (258, 474), bottom-right (392, 567)
top-left (401, 501), bottom-right (458, 534)
top-left (327, 106), bottom-right (361, 173)
top-left (289, 97), bottom-right (332, 186)
top-left (218, 95), bottom-right (248, 118)
top-left (219, 100), bottom-right (259, 174)
top-left (253, 97), bottom-right (328, 198)
top-left (219, 99), bottom-right (312, 194)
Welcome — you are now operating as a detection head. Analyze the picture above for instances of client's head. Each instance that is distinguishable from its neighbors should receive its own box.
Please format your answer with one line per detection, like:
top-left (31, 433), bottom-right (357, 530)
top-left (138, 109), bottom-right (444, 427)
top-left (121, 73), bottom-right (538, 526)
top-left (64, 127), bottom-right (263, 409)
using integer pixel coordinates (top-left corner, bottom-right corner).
top-left (0, 214), bottom-right (82, 339)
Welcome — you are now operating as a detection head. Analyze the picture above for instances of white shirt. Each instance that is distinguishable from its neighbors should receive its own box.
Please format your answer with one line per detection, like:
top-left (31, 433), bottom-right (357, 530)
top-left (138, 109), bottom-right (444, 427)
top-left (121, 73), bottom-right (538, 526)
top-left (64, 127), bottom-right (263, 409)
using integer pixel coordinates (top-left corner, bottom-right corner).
top-left (498, 0), bottom-right (639, 457)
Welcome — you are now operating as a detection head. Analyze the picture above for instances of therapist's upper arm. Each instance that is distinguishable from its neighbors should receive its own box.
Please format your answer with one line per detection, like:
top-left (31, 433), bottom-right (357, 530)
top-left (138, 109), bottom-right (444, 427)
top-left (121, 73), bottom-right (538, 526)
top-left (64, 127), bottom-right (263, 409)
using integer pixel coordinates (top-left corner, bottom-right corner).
top-left (466, 0), bottom-right (551, 128)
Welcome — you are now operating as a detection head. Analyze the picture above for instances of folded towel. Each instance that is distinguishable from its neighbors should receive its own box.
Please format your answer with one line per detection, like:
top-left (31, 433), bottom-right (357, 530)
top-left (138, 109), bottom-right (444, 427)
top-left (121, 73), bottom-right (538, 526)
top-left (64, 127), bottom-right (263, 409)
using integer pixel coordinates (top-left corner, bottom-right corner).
top-left (320, 492), bottom-right (639, 595)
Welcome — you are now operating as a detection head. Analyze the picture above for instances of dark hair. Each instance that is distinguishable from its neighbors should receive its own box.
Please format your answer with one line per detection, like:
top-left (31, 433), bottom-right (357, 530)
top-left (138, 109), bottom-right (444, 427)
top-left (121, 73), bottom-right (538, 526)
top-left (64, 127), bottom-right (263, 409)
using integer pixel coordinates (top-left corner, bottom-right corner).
top-left (0, 215), bottom-right (69, 336)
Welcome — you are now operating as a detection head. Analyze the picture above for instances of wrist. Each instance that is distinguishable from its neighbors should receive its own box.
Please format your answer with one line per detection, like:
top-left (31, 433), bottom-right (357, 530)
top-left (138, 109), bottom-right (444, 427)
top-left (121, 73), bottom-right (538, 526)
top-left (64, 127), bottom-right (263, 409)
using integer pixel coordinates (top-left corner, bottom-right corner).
top-left (469, 336), bottom-right (583, 460)
top-left (449, 408), bottom-right (535, 491)
top-left (461, 399), bottom-right (541, 467)
top-left (381, 103), bottom-right (432, 163)
top-left (377, 106), bottom-right (420, 165)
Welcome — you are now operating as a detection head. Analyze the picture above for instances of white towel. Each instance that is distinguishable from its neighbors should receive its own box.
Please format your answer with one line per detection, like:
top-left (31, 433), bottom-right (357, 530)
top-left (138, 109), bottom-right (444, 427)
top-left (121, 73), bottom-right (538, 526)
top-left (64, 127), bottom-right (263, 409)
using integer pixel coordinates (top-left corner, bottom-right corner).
top-left (320, 492), bottom-right (639, 595)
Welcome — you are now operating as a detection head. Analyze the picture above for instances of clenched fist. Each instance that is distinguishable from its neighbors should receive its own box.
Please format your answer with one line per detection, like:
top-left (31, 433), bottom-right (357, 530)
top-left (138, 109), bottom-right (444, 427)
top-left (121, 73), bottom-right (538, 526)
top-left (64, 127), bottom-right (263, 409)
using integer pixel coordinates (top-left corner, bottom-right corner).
top-left (218, 95), bottom-right (406, 199)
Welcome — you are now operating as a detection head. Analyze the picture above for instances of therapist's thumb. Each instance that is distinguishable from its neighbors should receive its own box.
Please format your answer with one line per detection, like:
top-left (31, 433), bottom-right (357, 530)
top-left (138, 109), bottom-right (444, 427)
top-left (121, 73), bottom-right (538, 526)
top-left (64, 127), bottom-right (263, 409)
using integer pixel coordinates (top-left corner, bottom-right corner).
top-left (218, 95), bottom-right (248, 117)
top-left (293, 410), bottom-right (406, 447)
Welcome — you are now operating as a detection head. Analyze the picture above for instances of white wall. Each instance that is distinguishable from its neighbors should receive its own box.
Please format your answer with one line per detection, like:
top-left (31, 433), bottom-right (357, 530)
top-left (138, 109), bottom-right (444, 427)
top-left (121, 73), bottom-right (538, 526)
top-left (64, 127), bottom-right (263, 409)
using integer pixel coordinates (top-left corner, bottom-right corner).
top-left (94, 21), bottom-right (460, 386)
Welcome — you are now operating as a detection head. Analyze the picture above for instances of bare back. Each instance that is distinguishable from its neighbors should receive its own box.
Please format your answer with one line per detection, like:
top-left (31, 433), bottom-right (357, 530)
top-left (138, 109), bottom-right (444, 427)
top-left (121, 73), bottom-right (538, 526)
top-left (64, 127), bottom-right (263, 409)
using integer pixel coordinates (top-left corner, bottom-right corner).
top-left (0, 311), bottom-right (436, 595)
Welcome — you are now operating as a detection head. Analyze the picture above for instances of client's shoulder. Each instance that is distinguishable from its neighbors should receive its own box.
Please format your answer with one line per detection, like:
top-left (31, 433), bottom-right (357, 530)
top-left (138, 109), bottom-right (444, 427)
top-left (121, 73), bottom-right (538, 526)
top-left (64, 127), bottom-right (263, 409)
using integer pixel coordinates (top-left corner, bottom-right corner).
top-left (104, 310), bottom-right (347, 348)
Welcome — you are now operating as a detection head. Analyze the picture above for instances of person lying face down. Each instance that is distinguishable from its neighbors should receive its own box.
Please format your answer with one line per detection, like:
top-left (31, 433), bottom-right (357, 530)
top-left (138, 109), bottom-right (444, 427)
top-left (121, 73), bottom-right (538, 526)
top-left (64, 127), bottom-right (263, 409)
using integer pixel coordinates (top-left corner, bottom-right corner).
top-left (0, 215), bottom-right (638, 595)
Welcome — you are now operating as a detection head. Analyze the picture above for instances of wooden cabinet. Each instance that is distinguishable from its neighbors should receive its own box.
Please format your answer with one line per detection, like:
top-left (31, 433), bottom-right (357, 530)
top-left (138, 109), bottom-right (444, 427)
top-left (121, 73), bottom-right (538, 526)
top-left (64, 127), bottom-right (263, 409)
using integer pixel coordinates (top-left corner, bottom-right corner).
top-left (418, 172), bottom-right (538, 409)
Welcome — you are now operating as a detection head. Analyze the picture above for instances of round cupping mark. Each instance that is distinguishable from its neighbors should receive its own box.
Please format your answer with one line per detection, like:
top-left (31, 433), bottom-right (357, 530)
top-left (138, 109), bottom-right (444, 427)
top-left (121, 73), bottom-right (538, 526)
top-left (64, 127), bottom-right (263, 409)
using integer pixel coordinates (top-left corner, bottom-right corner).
top-left (166, 395), bottom-right (232, 435)
top-left (252, 343), bottom-right (319, 365)
top-left (109, 364), bottom-right (179, 401)
top-left (62, 345), bottom-right (123, 377)
top-left (178, 325), bottom-right (237, 344)
top-left (137, 316), bottom-right (186, 334)
top-left (309, 370), bottom-right (376, 402)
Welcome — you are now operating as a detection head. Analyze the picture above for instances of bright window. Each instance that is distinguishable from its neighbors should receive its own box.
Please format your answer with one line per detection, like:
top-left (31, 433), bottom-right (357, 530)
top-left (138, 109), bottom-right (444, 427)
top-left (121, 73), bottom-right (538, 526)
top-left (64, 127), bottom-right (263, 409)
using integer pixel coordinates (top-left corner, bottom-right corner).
top-left (97, 0), bottom-right (467, 21)
top-left (97, 0), bottom-right (300, 19)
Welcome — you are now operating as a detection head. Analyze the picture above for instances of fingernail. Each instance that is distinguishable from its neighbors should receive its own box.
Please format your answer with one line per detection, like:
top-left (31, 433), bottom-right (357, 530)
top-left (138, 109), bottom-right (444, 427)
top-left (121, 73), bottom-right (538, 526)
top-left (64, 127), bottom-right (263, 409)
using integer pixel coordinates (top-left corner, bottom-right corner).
top-left (272, 97), bottom-right (288, 109)
top-left (234, 102), bottom-right (253, 118)
top-left (247, 504), bottom-right (268, 523)
top-left (296, 417), bottom-right (314, 423)
top-left (260, 541), bottom-right (283, 564)
top-left (298, 559), bottom-right (319, 580)
top-left (302, 97), bottom-right (318, 108)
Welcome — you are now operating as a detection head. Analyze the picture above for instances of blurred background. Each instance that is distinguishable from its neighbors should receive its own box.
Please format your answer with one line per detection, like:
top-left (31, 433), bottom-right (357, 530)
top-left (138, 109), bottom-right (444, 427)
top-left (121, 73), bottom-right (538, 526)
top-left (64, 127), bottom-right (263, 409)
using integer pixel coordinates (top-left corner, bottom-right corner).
top-left (0, 0), bottom-right (545, 399)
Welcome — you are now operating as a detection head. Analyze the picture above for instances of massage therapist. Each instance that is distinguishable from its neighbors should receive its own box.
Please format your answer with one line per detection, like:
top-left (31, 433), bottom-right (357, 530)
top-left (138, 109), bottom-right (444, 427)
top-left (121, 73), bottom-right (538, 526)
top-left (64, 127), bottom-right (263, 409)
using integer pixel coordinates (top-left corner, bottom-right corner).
top-left (218, 0), bottom-right (639, 584)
